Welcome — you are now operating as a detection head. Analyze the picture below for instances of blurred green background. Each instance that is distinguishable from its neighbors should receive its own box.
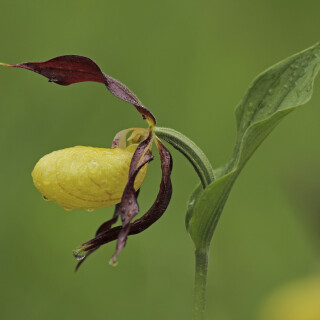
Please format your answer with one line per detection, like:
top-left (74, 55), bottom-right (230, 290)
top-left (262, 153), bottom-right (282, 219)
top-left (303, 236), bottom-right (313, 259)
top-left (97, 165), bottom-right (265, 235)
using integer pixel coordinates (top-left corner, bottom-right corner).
top-left (1, 1), bottom-right (320, 319)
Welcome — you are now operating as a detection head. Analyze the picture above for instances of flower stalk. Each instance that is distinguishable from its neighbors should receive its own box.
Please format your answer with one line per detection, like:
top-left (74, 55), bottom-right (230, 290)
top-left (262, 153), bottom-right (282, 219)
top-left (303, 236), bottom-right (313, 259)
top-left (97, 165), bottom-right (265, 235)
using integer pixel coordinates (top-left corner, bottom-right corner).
top-left (194, 250), bottom-right (209, 320)
top-left (154, 126), bottom-right (214, 320)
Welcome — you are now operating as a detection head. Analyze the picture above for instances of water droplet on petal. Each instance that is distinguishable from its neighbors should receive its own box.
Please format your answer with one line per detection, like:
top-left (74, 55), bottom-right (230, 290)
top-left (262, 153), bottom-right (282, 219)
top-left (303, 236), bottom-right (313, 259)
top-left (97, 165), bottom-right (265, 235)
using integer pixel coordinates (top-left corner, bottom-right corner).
top-left (64, 207), bottom-right (73, 212)
top-left (86, 209), bottom-right (94, 212)
top-left (42, 195), bottom-right (49, 201)
top-left (109, 257), bottom-right (118, 267)
top-left (72, 247), bottom-right (87, 261)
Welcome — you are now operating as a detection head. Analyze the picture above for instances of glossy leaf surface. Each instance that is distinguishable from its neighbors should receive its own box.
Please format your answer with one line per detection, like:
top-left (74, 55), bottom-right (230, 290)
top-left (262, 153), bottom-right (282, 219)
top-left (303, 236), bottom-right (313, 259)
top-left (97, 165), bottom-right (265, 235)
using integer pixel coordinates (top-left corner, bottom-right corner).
top-left (187, 42), bottom-right (320, 250)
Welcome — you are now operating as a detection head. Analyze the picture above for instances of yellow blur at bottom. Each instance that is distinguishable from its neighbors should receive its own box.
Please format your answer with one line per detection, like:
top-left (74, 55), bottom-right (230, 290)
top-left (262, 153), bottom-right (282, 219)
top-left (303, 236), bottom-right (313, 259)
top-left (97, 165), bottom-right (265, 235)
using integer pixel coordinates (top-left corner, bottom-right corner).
top-left (258, 274), bottom-right (320, 320)
top-left (32, 144), bottom-right (147, 211)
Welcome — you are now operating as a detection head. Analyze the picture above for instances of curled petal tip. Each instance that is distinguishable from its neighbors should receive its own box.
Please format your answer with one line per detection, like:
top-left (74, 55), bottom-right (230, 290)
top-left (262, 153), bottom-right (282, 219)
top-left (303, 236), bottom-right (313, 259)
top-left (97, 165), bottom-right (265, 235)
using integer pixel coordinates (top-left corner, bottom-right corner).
top-left (109, 257), bottom-right (118, 267)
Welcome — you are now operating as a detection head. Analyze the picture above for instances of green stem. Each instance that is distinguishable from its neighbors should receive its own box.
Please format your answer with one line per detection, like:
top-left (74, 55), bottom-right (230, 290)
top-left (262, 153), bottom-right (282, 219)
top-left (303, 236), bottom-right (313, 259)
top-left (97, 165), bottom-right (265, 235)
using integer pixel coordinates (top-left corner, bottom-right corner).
top-left (154, 126), bottom-right (213, 319)
top-left (194, 250), bottom-right (209, 320)
top-left (154, 126), bottom-right (215, 188)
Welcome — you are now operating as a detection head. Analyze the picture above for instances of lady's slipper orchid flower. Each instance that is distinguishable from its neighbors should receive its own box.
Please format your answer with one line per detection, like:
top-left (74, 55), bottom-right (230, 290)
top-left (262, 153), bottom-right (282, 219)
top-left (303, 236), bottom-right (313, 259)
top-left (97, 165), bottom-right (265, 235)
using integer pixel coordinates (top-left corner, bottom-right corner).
top-left (1, 55), bottom-right (173, 268)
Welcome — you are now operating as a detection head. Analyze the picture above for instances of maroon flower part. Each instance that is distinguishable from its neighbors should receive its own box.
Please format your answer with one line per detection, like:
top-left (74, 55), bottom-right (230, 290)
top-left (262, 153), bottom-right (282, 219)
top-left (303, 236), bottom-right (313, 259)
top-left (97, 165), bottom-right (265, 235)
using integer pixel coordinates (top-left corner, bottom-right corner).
top-left (2, 55), bottom-right (173, 268)
top-left (9, 55), bottom-right (156, 126)
top-left (75, 137), bottom-right (172, 269)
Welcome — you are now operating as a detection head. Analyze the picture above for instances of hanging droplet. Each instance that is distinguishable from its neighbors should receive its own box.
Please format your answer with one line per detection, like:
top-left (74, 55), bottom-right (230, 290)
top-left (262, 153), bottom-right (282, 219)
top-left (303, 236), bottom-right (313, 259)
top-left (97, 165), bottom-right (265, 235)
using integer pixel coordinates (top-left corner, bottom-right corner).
top-left (86, 209), bottom-right (94, 212)
top-left (109, 257), bottom-right (118, 267)
top-left (72, 247), bottom-right (87, 261)
top-left (64, 207), bottom-right (73, 212)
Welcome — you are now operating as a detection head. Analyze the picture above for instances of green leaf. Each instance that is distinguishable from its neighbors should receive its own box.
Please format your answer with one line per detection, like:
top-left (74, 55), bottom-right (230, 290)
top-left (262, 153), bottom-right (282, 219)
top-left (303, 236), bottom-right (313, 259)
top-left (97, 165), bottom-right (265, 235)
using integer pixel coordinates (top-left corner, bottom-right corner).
top-left (188, 42), bottom-right (320, 251)
top-left (185, 183), bottom-right (203, 232)
top-left (188, 172), bottom-right (236, 250)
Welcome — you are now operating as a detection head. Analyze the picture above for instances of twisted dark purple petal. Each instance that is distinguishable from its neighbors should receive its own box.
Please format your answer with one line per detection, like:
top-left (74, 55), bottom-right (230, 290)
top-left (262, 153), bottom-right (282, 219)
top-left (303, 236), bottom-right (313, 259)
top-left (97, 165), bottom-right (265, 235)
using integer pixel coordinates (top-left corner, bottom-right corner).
top-left (110, 149), bottom-right (154, 265)
top-left (79, 138), bottom-right (172, 261)
top-left (75, 132), bottom-right (155, 270)
top-left (75, 189), bottom-right (141, 271)
top-left (74, 203), bottom-right (121, 272)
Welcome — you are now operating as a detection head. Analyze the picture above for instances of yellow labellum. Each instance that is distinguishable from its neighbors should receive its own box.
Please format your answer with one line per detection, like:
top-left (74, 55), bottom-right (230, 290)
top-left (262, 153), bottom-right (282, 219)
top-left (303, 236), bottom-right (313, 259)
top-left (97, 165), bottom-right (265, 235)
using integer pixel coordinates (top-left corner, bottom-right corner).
top-left (32, 144), bottom-right (147, 211)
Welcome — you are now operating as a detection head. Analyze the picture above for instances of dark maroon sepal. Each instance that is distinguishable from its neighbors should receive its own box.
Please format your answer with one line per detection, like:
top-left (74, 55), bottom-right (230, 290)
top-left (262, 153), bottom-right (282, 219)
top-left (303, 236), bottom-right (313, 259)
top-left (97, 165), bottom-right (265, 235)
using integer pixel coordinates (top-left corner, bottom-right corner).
top-left (12, 55), bottom-right (156, 124)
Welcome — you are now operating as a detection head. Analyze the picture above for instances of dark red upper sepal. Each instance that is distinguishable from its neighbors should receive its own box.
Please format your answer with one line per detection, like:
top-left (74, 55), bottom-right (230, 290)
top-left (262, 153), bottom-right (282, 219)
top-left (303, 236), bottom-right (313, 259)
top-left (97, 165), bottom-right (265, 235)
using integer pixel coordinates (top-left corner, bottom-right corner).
top-left (14, 55), bottom-right (105, 85)
top-left (12, 55), bottom-right (156, 125)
